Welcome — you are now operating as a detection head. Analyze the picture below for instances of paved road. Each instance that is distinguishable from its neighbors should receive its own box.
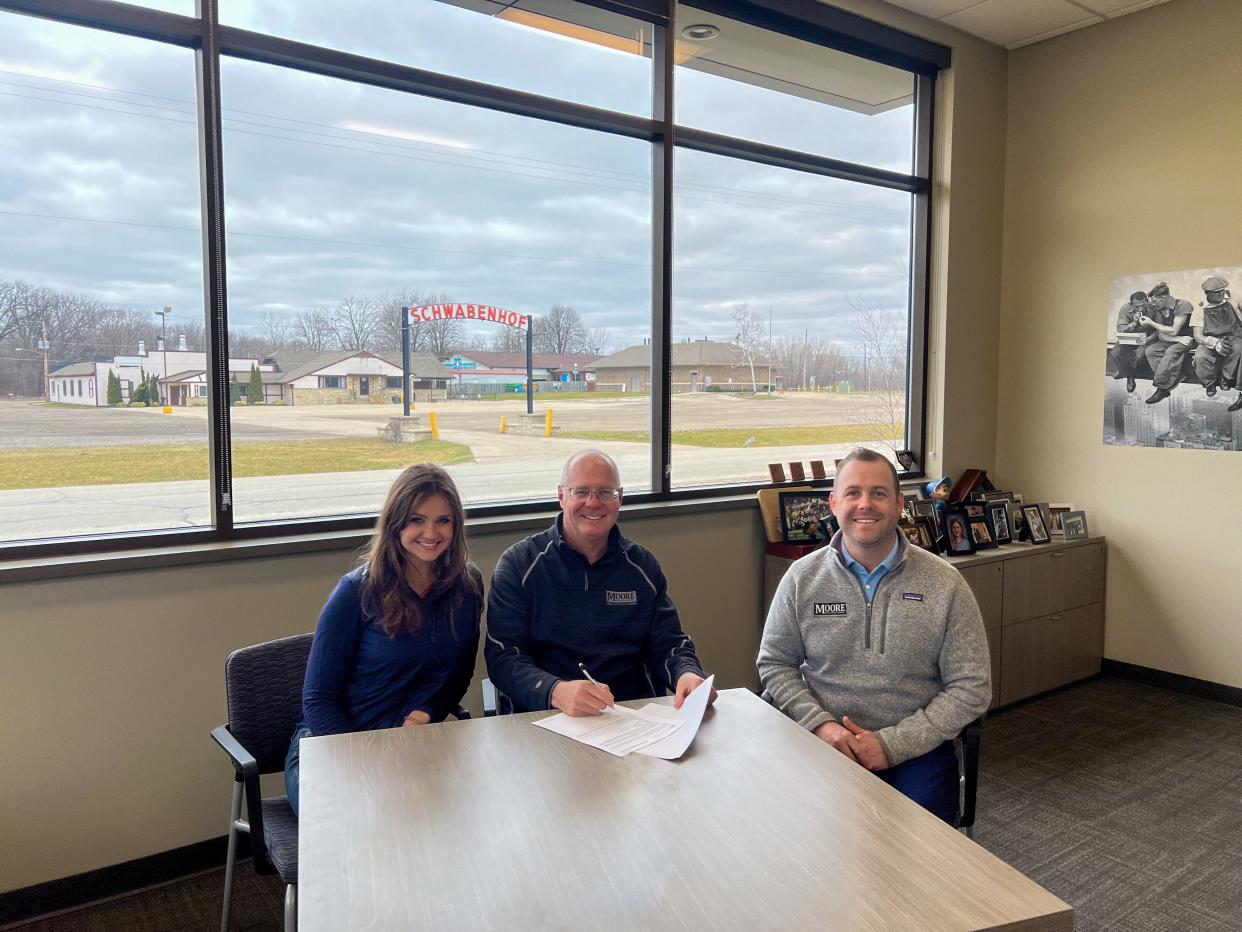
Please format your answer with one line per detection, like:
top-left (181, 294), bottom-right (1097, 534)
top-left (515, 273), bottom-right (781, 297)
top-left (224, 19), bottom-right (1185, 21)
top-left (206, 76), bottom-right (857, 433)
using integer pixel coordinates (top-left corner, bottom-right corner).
top-left (0, 393), bottom-right (891, 542)
top-left (0, 391), bottom-right (877, 447)
top-left (0, 428), bottom-right (861, 541)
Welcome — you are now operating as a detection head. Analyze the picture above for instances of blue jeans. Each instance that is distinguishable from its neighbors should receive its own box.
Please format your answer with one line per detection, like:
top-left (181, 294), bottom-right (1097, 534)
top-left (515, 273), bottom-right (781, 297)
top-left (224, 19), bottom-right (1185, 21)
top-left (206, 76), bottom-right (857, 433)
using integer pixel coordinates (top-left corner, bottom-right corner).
top-left (877, 741), bottom-right (959, 825)
top-left (283, 724), bottom-right (313, 816)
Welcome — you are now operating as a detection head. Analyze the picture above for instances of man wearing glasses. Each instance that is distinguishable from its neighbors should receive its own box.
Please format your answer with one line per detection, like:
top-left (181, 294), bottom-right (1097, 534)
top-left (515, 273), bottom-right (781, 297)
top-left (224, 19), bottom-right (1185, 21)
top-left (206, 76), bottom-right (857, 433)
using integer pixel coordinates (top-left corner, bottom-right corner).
top-left (485, 449), bottom-right (713, 715)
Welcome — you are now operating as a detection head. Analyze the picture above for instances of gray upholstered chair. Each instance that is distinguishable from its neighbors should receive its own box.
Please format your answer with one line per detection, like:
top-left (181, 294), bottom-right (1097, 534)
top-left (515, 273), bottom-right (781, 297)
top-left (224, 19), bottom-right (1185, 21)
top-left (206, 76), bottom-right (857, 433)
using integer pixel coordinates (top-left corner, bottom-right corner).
top-left (211, 633), bottom-right (312, 932)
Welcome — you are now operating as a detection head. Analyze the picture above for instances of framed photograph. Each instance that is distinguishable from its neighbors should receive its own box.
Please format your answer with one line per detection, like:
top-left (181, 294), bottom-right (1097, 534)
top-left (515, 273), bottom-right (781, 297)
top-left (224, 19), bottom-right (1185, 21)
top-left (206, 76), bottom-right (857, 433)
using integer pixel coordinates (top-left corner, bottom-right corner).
top-left (1022, 505), bottom-right (1050, 544)
top-left (986, 502), bottom-right (1012, 544)
top-left (967, 515), bottom-right (996, 549)
top-left (778, 492), bottom-right (834, 545)
top-left (1061, 510), bottom-right (1089, 540)
top-left (1048, 503), bottom-right (1074, 536)
top-left (914, 516), bottom-right (941, 554)
top-left (900, 523), bottom-right (923, 548)
top-left (895, 449), bottom-right (919, 472)
top-left (963, 503), bottom-right (985, 517)
top-left (1037, 502), bottom-right (1054, 537)
top-left (913, 500), bottom-right (942, 539)
top-left (943, 509), bottom-right (976, 556)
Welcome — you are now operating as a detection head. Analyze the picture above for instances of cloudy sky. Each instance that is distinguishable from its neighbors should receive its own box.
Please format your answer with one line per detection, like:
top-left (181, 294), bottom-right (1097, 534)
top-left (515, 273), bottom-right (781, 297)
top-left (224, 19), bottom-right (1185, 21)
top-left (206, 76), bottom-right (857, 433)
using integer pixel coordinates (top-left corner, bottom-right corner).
top-left (0, 0), bottom-right (914, 356)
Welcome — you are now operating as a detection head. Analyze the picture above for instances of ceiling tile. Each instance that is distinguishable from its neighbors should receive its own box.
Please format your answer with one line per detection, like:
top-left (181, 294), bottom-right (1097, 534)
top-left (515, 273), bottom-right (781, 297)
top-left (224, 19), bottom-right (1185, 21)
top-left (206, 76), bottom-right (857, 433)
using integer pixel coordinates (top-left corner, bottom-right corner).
top-left (942, 0), bottom-right (1101, 47)
top-left (1075, 0), bottom-right (1172, 16)
top-left (873, 0), bottom-right (984, 18)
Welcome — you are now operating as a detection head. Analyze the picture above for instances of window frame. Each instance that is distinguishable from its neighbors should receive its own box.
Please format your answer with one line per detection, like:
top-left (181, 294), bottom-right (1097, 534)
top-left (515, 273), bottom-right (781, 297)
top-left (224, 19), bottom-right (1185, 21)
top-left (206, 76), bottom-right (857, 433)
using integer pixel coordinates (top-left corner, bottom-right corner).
top-left (0, 0), bottom-right (944, 562)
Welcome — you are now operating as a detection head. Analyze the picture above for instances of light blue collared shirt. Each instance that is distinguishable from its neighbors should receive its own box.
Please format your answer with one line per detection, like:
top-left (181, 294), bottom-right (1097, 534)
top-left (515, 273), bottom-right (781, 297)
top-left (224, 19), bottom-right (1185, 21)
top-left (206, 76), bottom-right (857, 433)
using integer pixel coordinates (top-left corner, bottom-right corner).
top-left (840, 536), bottom-right (901, 604)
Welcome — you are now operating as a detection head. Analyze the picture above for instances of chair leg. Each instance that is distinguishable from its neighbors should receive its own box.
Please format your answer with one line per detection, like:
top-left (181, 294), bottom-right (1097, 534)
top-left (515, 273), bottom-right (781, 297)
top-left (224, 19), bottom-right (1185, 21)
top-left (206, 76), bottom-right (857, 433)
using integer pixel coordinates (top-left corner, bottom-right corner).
top-left (284, 883), bottom-right (298, 932)
top-left (221, 781), bottom-right (243, 932)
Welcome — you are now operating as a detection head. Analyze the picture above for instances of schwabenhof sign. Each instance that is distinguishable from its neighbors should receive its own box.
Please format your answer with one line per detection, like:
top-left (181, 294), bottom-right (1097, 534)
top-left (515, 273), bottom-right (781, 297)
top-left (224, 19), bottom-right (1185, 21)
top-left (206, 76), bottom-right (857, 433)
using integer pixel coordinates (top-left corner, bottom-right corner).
top-left (407, 303), bottom-right (529, 330)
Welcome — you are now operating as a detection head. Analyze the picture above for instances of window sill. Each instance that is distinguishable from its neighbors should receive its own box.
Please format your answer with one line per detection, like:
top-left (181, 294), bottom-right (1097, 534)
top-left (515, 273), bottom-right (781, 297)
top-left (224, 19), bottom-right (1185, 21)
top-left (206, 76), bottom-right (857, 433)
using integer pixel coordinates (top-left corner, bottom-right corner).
top-left (0, 494), bottom-right (759, 584)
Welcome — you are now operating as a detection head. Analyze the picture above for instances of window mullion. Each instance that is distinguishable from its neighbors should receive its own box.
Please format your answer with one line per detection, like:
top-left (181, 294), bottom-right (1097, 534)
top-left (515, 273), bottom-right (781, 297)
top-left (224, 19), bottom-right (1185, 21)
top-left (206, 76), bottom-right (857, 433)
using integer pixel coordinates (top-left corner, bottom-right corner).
top-left (196, 0), bottom-right (234, 534)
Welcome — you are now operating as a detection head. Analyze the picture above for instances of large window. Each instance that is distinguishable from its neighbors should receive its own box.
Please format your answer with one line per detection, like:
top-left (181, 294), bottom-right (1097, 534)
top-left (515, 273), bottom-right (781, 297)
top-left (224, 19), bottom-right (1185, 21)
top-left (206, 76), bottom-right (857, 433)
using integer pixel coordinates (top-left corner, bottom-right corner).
top-left (0, 0), bottom-right (940, 555)
top-left (0, 12), bottom-right (206, 545)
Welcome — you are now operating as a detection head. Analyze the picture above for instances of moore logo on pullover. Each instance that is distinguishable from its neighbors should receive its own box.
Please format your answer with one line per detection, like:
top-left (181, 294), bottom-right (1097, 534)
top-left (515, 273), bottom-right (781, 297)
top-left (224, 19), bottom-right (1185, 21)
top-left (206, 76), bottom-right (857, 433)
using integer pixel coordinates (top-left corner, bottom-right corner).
top-left (606, 590), bottom-right (637, 605)
top-left (813, 602), bottom-right (848, 616)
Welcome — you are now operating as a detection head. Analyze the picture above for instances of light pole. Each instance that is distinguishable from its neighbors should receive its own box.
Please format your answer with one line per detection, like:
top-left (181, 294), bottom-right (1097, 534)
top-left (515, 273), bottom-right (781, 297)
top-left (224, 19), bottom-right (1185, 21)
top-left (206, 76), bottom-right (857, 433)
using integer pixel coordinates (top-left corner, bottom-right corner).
top-left (155, 305), bottom-right (171, 411)
top-left (14, 340), bottom-right (48, 401)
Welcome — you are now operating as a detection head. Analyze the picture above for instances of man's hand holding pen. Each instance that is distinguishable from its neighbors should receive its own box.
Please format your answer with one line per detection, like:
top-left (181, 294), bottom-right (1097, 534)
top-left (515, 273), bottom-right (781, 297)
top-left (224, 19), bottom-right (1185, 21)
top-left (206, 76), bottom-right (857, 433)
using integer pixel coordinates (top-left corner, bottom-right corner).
top-left (550, 664), bottom-right (615, 716)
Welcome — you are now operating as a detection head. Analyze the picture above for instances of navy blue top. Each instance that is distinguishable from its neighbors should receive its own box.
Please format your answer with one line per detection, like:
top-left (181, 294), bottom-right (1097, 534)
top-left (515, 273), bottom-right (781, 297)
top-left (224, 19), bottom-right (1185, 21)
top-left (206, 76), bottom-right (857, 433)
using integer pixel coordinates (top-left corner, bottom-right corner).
top-left (484, 516), bottom-right (705, 712)
top-left (301, 564), bottom-right (482, 735)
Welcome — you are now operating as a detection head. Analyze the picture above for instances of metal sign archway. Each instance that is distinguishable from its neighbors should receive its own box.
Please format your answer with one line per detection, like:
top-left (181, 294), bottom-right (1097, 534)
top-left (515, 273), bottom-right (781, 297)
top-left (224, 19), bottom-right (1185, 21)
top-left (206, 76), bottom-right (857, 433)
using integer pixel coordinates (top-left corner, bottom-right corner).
top-left (401, 303), bottom-right (533, 415)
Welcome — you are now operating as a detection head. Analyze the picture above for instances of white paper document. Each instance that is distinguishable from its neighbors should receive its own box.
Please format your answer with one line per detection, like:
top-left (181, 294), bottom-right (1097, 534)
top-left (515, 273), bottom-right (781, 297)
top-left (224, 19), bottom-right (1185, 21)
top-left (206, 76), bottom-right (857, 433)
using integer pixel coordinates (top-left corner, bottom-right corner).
top-left (532, 675), bottom-right (715, 759)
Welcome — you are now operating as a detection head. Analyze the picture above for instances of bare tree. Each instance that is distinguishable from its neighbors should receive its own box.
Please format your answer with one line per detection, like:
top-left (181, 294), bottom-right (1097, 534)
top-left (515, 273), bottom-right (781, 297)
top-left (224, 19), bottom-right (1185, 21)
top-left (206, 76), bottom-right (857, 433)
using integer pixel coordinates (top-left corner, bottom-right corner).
top-left (770, 334), bottom-right (849, 389)
top-left (258, 311), bottom-right (292, 355)
top-left (333, 295), bottom-right (381, 351)
top-left (730, 303), bottom-right (768, 393)
top-left (582, 325), bottom-right (610, 356)
top-left (376, 289), bottom-right (441, 351)
top-left (291, 307), bottom-right (337, 352)
top-left (844, 297), bottom-right (908, 452)
top-left (420, 316), bottom-right (465, 358)
top-left (488, 325), bottom-right (527, 353)
top-left (534, 304), bottom-right (587, 354)
top-left (94, 308), bottom-right (155, 356)
top-left (0, 279), bottom-right (33, 344)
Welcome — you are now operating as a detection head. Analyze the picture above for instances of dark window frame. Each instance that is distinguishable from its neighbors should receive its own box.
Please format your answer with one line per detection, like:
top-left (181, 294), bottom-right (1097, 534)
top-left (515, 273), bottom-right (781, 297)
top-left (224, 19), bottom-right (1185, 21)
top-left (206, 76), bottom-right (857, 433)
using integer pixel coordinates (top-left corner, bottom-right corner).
top-left (0, 0), bottom-right (944, 562)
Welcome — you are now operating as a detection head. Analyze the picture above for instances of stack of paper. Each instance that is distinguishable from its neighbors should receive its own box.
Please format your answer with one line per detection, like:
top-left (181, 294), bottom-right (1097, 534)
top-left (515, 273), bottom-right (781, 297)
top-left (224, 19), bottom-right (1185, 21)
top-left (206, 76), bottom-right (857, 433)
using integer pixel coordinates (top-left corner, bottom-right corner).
top-left (533, 675), bottom-right (715, 759)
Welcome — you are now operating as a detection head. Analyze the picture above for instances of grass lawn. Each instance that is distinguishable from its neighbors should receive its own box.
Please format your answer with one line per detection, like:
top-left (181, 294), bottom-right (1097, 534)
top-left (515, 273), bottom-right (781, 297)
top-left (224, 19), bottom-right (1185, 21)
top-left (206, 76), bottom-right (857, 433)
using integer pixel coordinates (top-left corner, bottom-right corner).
top-left (0, 438), bottom-right (473, 490)
top-left (558, 423), bottom-right (903, 447)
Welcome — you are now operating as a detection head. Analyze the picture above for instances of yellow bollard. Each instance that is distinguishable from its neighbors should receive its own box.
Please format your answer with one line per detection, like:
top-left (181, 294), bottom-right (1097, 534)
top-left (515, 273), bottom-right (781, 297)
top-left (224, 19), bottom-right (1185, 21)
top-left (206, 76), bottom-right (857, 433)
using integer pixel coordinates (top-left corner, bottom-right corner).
top-left (544, 408), bottom-right (553, 437)
top-left (499, 415), bottom-right (507, 434)
top-left (162, 405), bottom-right (172, 414)
top-left (429, 410), bottom-right (440, 440)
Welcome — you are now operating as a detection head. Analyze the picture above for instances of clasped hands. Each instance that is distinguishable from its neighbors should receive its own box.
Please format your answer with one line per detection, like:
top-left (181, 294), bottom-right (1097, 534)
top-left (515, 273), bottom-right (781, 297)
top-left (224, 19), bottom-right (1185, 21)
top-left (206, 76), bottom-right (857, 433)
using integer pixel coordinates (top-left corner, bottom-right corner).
top-left (551, 672), bottom-right (718, 717)
top-left (813, 716), bottom-right (889, 771)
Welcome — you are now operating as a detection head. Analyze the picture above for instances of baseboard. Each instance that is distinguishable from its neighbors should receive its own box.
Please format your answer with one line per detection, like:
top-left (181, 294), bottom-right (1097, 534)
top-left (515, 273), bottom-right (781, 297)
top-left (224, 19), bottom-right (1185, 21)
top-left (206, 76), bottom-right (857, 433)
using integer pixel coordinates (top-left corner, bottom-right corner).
top-left (0, 833), bottom-right (248, 927)
top-left (1102, 659), bottom-right (1242, 709)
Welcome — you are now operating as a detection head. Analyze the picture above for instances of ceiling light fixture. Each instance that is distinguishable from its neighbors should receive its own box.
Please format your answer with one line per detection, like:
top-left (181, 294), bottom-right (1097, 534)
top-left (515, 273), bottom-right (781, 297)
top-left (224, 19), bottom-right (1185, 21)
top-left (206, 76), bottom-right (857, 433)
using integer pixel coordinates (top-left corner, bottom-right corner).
top-left (680, 23), bottom-right (720, 41)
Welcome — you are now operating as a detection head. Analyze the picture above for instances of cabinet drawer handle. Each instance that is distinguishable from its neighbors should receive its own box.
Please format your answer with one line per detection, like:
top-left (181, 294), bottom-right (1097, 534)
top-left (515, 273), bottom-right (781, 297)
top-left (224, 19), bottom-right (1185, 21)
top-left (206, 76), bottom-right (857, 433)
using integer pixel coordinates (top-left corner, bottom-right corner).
top-left (1049, 613), bottom-right (1064, 620)
top-left (1051, 552), bottom-right (1065, 558)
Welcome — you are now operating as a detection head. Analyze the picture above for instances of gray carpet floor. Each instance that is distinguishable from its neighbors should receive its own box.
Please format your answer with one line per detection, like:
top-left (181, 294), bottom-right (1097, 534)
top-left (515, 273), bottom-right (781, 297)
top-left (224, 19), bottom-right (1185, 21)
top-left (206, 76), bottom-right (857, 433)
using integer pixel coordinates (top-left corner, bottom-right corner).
top-left (9, 675), bottom-right (1242, 931)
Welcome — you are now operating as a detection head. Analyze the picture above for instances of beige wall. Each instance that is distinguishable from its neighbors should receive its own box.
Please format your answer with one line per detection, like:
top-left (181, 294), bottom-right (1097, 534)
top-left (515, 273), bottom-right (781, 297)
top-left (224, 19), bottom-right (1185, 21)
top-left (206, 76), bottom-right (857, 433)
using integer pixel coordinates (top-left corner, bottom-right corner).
top-left (995, 0), bottom-right (1242, 690)
top-left (0, 4), bottom-right (1012, 894)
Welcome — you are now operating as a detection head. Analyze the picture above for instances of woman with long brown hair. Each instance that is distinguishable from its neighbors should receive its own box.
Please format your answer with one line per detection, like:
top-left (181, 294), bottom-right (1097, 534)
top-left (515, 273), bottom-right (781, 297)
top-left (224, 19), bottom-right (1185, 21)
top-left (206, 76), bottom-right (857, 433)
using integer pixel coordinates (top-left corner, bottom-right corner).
top-left (284, 464), bottom-right (482, 814)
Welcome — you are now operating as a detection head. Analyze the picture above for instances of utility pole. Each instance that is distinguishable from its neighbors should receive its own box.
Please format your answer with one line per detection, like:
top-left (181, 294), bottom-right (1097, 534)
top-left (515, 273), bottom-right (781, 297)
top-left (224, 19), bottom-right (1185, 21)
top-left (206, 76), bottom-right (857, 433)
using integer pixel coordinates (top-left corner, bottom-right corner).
top-left (38, 320), bottom-right (49, 401)
top-left (156, 305), bottom-right (171, 409)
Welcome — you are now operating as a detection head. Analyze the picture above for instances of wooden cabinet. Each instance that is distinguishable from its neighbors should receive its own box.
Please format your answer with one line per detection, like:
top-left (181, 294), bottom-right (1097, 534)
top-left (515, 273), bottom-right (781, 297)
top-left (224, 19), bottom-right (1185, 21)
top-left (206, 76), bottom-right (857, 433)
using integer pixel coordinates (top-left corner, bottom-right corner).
top-left (762, 538), bottom-right (1107, 710)
top-left (951, 538), bottom-right (1107, 707)
top-left (958, 562), bottom-right (1003, 710)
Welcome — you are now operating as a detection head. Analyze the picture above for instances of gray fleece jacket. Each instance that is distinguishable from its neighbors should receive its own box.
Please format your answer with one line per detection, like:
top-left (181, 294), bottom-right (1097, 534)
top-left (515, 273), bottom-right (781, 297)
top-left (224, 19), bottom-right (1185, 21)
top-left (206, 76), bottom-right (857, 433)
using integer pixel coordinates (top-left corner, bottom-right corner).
top-left (758, 533), bottom-right (991, 767)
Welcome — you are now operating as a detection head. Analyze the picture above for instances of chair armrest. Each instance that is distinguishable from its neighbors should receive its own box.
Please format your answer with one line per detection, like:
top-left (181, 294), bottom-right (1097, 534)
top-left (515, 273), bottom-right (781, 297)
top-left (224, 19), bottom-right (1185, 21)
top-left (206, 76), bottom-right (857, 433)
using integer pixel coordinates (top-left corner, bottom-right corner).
top-left (959, 716), bottom-right (984, 830)
top-left (211, 724), bottom-right (258, 779)
top-left (211, 725), bottom-right (272, 870)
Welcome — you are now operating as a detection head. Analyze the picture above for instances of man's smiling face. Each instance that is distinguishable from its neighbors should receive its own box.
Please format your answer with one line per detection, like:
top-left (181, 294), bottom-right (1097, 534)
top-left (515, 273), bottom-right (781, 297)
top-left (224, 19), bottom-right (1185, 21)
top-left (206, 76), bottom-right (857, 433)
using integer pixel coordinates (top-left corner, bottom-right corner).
top-left (829, 458), bottom-right (903, 557)
top-left (558, 453), bottom-right (622, 555)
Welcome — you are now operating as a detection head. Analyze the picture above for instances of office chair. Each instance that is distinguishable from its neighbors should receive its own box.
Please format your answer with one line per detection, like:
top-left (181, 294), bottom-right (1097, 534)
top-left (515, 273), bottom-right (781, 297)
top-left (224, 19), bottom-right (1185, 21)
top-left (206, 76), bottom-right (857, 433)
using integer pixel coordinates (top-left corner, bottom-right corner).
top-left (211, 633), bottom-right (474, 932)
top-left (211, 633), bottom-right (312, 932)
top-left (957, 716), bottom-right (984, 838)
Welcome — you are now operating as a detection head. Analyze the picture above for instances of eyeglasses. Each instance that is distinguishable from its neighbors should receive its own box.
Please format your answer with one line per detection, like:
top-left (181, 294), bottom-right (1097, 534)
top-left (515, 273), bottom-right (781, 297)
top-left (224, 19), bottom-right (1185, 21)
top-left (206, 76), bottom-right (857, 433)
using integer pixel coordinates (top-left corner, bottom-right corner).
top-left (566, 487), bottom-right (621, 503)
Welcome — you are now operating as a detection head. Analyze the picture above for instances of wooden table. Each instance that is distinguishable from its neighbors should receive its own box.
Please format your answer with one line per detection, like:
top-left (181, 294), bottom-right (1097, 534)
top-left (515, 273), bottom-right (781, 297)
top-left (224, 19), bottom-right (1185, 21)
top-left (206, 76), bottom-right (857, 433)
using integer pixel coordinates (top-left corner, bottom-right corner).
top-left (299, 689), bottom-right (1071, 931)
